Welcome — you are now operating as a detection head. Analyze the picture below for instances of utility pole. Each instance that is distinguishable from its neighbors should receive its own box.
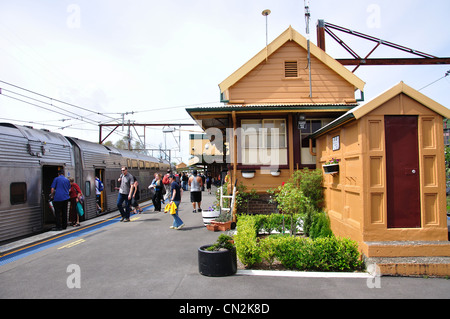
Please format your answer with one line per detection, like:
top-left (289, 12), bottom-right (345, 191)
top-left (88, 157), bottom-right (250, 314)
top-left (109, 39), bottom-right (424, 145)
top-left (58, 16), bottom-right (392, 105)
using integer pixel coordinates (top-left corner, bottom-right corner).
top-left (305, 0), bottom-right (312, 98)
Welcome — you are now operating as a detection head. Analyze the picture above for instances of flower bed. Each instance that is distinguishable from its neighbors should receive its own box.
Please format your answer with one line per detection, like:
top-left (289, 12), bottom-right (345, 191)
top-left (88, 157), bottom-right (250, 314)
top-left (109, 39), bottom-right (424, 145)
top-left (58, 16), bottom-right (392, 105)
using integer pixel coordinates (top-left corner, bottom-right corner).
top-left (234, 214), bottom-right (364, 272)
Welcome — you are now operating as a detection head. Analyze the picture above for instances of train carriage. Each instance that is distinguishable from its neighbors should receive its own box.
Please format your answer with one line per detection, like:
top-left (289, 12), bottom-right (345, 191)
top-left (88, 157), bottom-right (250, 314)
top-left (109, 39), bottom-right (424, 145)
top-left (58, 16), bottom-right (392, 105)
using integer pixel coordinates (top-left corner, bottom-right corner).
top-left (0, 123), bottom-right (171, 243)
top-left (65, 137), bottom-right (124, 219)
top-left (0, 123), bottom-right (75, 242)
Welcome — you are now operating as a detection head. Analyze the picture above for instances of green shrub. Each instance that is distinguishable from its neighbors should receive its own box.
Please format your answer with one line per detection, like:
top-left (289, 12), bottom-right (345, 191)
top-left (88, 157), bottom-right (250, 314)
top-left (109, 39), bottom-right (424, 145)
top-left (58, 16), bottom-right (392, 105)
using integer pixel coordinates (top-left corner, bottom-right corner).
top-left (309, 211), bottom-right (333, 240)
top-left (234, 215), bottom-right (261, 267)
top-left (309, 237), bottom-right (363, 272)
top-left (274, 235), bottom-right (315, 270)
top-left (289, 168), bottom-right (324, 209)
top-left (206, 234), bottom-right (234, 251)
top-left (259, 236), bottom-right (279, 269)
top-left (235, 214), bottom-right (363, 272)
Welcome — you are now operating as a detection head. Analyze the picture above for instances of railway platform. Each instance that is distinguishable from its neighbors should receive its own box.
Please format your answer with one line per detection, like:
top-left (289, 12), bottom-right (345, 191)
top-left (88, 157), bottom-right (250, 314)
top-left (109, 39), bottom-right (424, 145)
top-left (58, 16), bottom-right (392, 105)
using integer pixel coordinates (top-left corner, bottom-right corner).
top-left (1, 187), bottom-right (450, 300)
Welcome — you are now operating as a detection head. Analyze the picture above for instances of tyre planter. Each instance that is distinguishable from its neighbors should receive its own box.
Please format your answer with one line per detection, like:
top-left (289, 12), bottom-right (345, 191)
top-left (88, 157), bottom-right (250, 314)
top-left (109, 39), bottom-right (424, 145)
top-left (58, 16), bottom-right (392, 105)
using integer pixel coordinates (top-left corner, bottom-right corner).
top-left (198, 245), bottom-right (237, 277)
top-left (202, 210), bottom-right (221, 226)
top-left (323, 163), bottom-right (339, 174)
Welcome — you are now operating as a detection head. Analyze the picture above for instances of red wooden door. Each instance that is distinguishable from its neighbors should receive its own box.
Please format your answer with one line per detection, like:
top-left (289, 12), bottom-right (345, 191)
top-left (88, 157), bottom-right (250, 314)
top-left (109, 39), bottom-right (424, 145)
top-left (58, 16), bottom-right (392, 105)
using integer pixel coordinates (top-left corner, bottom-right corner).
top-left (385, 116), bottom-right (421, 228)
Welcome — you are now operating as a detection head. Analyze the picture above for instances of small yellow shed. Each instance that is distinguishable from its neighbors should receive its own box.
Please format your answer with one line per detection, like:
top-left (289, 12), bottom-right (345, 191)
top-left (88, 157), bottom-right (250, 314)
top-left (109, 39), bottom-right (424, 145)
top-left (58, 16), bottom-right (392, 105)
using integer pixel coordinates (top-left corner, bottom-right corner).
top-left (311, 82), bottom-right (450, 266)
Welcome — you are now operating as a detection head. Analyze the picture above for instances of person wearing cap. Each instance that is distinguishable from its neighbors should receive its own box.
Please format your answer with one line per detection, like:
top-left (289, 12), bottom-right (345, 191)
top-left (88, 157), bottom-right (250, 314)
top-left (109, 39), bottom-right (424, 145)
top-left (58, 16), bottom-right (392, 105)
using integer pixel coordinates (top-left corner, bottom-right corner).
top-left (169, 175), bottom-right (184, 230)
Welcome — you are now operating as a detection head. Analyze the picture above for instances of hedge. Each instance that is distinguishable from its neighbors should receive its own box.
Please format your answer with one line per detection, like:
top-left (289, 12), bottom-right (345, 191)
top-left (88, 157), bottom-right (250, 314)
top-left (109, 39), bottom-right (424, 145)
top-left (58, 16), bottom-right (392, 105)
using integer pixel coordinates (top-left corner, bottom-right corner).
top-left (234, 214), bottom-right (364, 272)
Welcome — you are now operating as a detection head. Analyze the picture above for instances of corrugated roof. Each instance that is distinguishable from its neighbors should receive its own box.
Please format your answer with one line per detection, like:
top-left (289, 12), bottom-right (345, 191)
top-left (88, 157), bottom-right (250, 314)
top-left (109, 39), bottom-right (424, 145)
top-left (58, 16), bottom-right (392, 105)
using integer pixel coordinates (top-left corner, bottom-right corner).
top-left (186, 103), bottom-right (358, 113)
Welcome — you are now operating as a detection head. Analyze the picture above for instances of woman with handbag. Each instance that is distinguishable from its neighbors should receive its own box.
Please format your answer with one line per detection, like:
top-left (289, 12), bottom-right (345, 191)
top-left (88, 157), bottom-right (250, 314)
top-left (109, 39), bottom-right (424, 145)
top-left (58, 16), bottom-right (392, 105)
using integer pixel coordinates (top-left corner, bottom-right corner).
top-left (168, 175), bottom-right (184, 230)
top-left (68, 177), bottom-right (83, 227)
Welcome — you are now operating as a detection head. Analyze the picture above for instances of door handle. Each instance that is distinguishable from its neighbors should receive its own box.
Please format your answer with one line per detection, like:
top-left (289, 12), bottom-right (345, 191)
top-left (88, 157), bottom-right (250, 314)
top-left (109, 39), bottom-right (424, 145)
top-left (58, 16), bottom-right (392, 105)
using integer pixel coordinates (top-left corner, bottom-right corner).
top-left (405, 168), bottom-right (418, 175)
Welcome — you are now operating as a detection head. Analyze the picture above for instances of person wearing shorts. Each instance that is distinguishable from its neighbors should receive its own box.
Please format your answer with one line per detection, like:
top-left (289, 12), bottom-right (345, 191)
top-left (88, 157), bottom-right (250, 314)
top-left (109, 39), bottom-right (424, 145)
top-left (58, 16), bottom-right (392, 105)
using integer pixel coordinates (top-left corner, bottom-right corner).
top-left (188, 169), bottom-right (203, 213)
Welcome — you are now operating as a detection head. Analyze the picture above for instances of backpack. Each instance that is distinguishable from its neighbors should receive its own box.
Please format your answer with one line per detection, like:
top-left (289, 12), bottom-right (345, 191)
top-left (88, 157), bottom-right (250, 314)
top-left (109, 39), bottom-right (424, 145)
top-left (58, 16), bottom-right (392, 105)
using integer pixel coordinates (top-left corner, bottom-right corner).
top-left (162, 174), bottom-right (170, 185)
top-left (97, 178), bottom-right (104, 191)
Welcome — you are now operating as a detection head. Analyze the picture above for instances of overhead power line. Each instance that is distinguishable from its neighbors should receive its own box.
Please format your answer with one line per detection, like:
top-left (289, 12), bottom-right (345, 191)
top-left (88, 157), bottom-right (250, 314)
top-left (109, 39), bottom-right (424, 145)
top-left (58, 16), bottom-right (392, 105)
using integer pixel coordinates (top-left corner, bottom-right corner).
top-left (0, 79), bottom-right (118, 122)
top-left (419, 70), bottom-right (450, 91)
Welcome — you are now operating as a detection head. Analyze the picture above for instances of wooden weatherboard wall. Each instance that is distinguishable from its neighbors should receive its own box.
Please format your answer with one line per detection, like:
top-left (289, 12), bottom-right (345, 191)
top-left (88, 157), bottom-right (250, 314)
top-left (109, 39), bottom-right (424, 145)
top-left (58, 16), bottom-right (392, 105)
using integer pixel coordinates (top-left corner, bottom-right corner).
top-left (219, 26), bottom-right (365, 105)
top-left (313, 82), bottom-right (450, 258)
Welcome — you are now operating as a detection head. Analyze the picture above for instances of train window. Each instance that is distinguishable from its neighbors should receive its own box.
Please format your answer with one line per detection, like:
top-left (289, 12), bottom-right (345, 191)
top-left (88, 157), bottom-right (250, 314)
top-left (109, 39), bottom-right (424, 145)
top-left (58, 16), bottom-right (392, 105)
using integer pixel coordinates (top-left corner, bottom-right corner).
top-left (10, 182), bottom-right (27, 205)
top-left (139, 161), bottom-right (144, 169)
top-left (85, 181), bottom-right (91, 197)
top-left (131, 159), bottom-right (138, 168)
top-left (145, 162), bottom-right (151, 169)
top-left (127, 159), bottom-right (131, 168)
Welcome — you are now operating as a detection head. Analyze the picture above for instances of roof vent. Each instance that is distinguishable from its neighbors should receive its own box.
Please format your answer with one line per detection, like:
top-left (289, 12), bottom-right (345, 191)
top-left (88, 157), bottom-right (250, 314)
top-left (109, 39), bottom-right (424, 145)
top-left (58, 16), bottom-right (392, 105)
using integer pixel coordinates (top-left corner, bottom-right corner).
top-left (284, 61), bottom-right (298, 77)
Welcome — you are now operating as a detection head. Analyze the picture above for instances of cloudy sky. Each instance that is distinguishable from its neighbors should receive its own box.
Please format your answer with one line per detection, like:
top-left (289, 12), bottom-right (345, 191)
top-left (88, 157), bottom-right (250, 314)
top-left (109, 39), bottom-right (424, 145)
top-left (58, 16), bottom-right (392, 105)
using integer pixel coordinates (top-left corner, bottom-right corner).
top-left (1, 0), bottom-right (449, 163)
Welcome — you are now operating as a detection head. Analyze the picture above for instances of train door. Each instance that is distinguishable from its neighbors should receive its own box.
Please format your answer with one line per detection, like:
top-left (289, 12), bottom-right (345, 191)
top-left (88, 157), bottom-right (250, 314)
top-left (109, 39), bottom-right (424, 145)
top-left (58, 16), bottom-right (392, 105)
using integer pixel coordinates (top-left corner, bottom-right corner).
top-left (95, 168), bottom-right (105, 214)
top-left (42, 165), bottom-right (62, 229)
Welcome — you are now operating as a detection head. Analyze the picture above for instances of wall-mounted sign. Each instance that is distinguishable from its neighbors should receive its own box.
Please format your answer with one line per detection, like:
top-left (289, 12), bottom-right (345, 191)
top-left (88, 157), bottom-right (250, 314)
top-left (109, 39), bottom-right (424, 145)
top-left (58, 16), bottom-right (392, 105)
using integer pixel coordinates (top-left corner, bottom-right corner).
top-left (298, 120), bottom-right (307, 130)
top-left (332, 135), bottom-right (340, 151)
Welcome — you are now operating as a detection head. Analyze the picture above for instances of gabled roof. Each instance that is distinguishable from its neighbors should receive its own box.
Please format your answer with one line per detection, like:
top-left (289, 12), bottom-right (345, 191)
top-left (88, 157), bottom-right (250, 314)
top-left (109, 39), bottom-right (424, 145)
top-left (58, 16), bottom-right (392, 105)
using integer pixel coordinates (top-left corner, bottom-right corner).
top-left (310, 81), bottom-right (450, 138)
top-left (218, 26), bottom-right (365, 93)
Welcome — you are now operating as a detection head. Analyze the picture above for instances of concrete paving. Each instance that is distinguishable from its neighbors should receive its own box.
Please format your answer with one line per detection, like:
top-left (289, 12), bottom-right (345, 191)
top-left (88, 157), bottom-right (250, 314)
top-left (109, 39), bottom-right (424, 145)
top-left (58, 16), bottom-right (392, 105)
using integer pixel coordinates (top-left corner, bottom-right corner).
top-left (0, 186), bottom-right (449, 300)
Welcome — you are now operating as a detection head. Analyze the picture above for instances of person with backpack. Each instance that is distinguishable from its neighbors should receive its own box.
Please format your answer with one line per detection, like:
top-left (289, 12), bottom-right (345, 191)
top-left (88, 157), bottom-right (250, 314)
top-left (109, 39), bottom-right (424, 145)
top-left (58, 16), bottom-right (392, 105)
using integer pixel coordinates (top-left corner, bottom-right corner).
top-left (95, 176), bottom-right (103, 214)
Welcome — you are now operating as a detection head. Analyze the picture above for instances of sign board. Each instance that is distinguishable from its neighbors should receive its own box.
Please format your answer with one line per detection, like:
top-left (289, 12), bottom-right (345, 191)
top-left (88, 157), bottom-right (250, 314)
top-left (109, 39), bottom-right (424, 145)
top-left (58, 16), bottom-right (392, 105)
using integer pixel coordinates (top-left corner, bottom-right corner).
top-left (332, 136), bottom-right (340, 151)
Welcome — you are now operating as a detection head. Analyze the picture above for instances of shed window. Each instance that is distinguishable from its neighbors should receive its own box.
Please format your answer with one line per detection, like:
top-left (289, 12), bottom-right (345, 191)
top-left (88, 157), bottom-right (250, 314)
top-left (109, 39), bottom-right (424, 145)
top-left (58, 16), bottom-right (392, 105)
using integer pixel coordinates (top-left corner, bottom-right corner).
top-left (300, 119), bottom-right (334, 165)
top-left (10, 182), bottom-right (27, 205)
top-left (241, 119), bottom-right (287, 166)
top-left (284, 61), bottom-right (298, 78)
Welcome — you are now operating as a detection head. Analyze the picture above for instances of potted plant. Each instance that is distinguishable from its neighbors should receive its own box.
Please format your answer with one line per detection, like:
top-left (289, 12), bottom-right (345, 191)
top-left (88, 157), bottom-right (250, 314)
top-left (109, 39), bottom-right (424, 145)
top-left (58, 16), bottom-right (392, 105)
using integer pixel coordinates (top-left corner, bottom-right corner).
top-left (270, 169), bottom-right (281, 177)
top-left (202, 204), bottom-right (221, 227)
top-left (198, 234), bottom-right (237, 277)
top-left (241, 170), bottom-right (255, 179)
top-left (323, 158), bottom-right (340, 174)
top-left (210, 211), bottom-right (233, 231)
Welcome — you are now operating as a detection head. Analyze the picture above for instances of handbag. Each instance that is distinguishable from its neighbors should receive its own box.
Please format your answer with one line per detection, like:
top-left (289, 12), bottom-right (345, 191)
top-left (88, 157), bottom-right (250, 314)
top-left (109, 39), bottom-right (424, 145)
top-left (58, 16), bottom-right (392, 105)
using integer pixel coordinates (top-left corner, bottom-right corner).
top-left (76, 202), bottom-right (84, 216)
top-left (164, 202), bottom-right (177, 215)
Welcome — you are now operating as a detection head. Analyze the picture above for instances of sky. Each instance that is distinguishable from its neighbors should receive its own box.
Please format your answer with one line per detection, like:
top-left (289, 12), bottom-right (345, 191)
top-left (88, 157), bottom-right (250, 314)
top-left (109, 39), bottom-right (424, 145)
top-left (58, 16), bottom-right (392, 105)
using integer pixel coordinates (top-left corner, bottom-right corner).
top-left (1, 0), bottom-right (449, 163)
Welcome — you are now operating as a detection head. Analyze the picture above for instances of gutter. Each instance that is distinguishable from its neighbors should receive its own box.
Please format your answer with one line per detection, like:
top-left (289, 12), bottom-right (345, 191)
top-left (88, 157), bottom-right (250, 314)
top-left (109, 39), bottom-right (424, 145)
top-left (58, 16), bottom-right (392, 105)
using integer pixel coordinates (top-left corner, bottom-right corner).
top-left (308, 112), bottom-right (356, 140)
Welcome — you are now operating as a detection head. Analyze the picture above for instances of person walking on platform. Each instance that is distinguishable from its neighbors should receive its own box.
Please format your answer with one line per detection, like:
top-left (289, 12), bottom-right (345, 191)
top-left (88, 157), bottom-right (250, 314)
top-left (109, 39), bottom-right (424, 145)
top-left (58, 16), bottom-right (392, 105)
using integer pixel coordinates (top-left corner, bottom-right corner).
top-left (169, 175), bottom-right (184, 230)
top-left (50, 169), bottom-right (71, 231)
top-left (188, 169), bottom-right (203, 213)
top-left (117, 166), bottom-right (134, 222)
top-left (131, 179), bottom-right (143, 214)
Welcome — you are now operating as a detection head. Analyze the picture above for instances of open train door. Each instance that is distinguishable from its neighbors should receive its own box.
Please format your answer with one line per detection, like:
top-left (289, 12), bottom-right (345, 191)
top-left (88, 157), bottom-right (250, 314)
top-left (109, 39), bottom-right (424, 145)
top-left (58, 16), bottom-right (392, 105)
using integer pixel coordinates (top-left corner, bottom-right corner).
top-left (42, 165), bottom-right (62, 229)
top-left (95, 168), bottom-right (105, 215)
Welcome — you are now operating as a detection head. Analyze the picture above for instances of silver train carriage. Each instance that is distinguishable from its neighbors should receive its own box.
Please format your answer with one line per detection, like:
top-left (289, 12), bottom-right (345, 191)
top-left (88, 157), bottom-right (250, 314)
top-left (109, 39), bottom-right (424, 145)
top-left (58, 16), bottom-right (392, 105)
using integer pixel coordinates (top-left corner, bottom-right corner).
top-left (0, 123), bottom-right (170, 243)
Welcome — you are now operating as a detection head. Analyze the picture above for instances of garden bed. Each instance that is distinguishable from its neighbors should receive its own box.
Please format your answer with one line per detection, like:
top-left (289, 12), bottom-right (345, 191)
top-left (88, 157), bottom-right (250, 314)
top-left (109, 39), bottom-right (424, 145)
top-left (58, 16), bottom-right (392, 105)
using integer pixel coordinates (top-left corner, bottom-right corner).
top-left (234, 214), bottom-right (364, 273)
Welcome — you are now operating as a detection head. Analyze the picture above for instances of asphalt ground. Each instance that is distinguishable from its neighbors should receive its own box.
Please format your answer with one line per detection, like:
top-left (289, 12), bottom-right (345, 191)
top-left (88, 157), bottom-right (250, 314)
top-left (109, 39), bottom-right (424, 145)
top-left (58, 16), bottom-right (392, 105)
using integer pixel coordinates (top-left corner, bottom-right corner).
top-left (0, 186), bottom-right (449, 304)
